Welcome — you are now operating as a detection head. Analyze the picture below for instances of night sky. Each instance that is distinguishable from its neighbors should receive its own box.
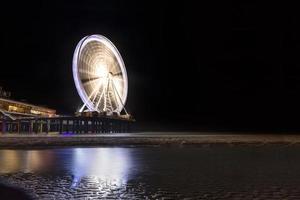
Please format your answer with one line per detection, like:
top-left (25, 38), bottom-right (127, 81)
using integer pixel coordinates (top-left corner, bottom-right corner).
top-left (1, 1), bottom-right (300, 131)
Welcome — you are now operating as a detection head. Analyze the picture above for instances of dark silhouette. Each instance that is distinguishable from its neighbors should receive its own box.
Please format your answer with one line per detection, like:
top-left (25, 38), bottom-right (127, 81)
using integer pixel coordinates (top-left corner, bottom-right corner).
top-left (0, 183), bottom-right (32, 200)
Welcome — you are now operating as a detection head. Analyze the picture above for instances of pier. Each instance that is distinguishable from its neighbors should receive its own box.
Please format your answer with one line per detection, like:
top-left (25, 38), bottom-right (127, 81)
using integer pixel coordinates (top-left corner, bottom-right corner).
top-left (0, 116), bottom-right (132, 134)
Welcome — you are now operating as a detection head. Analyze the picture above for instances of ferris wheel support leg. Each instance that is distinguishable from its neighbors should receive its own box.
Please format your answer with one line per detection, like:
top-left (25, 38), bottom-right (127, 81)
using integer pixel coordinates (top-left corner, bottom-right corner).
top-left (79, 104), bottom-right (86, 112)
top-left (111, 79), bottom-right (129, 115)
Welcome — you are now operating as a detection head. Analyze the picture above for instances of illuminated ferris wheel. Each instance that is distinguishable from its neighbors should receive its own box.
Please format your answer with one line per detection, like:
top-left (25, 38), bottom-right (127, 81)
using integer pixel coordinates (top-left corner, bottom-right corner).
top-left (72, 34), bottom-right (128, 115)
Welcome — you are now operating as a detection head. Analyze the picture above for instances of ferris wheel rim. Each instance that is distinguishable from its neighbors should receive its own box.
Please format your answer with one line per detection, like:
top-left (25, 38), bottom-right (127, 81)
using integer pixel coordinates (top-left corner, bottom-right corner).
top-left (72, 34), bottom-right (128, 113)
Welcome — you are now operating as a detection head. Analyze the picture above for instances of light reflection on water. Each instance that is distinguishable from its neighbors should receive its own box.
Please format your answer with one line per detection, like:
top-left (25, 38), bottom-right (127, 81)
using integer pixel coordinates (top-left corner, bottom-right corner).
top-left (0, 150), bottom-right (55, 173)
top-left (0, 148), bottom-right (133, 189)
top-left (2, 146), bottom-right (300, 199)
top-left (0, 148), bottom-right (139, 199)
top-left (71, 148), bottom-right (132, 187)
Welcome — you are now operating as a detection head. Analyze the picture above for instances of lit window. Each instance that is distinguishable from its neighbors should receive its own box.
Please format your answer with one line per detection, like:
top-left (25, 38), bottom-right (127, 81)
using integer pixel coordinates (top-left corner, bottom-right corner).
top-left (8, 105), bottom-right (18, 111)
top-left (31, 110), bottom-right (41, 115)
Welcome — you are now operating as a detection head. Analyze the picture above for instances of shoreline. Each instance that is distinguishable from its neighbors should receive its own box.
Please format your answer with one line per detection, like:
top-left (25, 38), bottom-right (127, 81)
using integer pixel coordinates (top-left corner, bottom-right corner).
top-left (1, 133), bottom-right (300, 148)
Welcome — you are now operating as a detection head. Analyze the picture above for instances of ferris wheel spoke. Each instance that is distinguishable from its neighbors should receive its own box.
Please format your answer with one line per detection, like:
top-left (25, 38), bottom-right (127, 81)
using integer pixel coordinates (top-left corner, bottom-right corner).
top-left (90, 79), bottom-right (103, 103)
top-left (81, 56), bottom-right (92, 65)
top-left (112, 77), bottom-right (123, 82)
top-left (91, 87), bottom-right (101, 103)
top-left (81, 52), bottom-right (93, 62)
top-left (79, 69), bottom-right (97, 77)
top-left (79, 79), bottom-right (102, 111)
top-left (112, 71), bottom-right (122, 76)
top-left (81, 77), bottom-right (101, 85)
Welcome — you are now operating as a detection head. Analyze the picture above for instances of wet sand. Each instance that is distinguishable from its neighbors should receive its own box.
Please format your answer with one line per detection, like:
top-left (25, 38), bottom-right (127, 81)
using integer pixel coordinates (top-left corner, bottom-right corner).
top-left (1, 146), bottom-right (300, 199)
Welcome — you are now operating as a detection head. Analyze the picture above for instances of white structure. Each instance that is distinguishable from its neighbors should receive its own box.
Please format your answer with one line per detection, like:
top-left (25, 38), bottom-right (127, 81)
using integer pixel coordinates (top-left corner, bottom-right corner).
top-left (73, 35), bottom-right (128, 115)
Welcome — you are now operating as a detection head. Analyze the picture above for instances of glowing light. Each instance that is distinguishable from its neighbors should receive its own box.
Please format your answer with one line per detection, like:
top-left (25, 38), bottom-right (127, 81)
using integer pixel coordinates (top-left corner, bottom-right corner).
top-left (95, 63), bottom-right (109, 78)
top-left (30, 109), bottom-right (41, 115)
top-left (8, 105), bottom-right (18, 111)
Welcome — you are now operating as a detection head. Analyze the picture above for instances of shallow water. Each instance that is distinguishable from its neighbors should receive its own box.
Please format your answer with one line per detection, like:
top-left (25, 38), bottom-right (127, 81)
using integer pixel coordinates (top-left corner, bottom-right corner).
top-left (1, 145), bottom-right (300, 199)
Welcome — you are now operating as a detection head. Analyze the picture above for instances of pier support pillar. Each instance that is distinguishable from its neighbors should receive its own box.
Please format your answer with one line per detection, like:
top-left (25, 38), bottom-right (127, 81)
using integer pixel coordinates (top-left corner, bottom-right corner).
top-left (46, 120), bottom-right (50, 134)
top-left (66, 120), bottom-right (69, 133)
top-left (1, 120), bottom-right (6, 134)
top-left (17, 121), bottom-right (20, 134)
top-left (59, 119), bottom-right (62, 134)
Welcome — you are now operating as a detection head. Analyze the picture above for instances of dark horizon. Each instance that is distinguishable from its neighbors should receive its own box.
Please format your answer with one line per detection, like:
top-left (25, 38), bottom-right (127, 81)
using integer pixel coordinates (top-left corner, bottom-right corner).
top-left (1, 1), bottom-right (300, 131)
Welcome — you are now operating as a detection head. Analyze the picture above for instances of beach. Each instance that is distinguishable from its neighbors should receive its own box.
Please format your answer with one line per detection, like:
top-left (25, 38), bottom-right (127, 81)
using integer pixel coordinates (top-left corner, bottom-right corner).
top-left (1, 132), bottom-right (300, 148)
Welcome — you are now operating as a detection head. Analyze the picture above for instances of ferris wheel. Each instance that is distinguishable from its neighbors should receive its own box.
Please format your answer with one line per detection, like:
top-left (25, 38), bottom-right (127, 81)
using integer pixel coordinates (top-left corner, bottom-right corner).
top-left (72, 34), bottom-right (128, 115)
